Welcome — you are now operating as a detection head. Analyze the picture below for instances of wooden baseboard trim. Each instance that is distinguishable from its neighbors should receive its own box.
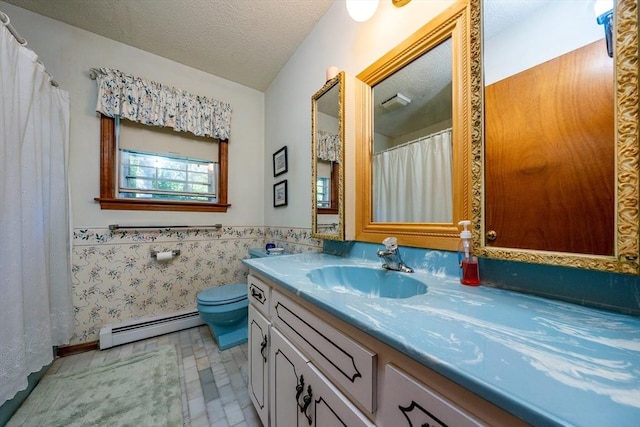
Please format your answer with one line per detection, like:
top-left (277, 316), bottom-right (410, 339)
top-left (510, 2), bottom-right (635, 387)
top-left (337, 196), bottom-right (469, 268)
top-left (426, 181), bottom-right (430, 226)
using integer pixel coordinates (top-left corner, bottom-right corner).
top-left (56, 341), bottom-right (99, 357)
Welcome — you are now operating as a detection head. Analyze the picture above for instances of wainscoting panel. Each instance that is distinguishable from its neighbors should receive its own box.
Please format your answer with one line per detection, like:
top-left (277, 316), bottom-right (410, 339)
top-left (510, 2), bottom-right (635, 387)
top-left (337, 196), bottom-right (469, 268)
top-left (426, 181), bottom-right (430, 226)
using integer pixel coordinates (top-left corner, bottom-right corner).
top-left (71, 226), bottom-right (322, 345)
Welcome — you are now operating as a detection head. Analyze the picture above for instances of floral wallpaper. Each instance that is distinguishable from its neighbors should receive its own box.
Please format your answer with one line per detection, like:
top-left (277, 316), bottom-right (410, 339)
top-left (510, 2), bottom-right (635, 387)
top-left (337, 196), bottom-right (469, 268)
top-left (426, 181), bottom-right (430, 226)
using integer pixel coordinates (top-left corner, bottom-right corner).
top-left (70, 226), bottom-right (321, 345)
top-left (264, 227), bottom-right (323, 254)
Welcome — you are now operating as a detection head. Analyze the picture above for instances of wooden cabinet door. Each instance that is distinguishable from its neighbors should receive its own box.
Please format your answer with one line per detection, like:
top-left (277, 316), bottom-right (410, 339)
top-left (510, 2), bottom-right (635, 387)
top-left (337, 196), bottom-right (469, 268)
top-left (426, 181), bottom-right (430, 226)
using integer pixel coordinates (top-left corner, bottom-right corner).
top-left (270, 328), bottom-right (310, 427)
top-left (485, 39), bottom-right (614, 255)
top-left (248, 305), bottom-right (270, 427)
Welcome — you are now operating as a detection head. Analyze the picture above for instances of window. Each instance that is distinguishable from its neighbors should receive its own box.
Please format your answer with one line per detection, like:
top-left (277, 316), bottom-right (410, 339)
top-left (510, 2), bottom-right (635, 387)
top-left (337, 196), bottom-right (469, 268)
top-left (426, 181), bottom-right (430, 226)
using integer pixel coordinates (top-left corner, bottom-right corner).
top-left (119, 150), bottom-right (218, 202)
top-left (95, 115), bottom-right (230, 212)
top-left (316, 177), bottom-right (330, 208)
top-left (317, 161), bottom-right (339, 214)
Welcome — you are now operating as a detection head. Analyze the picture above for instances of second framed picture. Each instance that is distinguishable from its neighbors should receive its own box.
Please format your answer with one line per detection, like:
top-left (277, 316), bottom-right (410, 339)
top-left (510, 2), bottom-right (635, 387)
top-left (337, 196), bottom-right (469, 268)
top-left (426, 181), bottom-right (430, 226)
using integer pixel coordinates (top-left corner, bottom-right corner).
top-left (273, 180), bottom-right (288, 207)
top-left (273, 146), bottom-right (288, 177)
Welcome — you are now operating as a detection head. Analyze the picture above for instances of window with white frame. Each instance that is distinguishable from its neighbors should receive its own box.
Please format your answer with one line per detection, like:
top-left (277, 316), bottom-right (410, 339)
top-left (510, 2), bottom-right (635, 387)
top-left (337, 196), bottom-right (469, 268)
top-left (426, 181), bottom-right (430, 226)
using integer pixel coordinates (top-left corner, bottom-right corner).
top-left (316, 177), bottom-right (330, 208)
top-left (116, 118), bottom-right (219, 203)
top-left (119, 150), bottom-right (218, 201)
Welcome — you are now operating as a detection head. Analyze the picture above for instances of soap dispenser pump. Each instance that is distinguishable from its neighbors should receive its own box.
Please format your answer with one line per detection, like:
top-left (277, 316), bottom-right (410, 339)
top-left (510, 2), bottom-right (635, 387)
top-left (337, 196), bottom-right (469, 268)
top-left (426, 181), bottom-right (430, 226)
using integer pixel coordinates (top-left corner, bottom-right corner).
top-left (458, 220), bottom-right (480, 286)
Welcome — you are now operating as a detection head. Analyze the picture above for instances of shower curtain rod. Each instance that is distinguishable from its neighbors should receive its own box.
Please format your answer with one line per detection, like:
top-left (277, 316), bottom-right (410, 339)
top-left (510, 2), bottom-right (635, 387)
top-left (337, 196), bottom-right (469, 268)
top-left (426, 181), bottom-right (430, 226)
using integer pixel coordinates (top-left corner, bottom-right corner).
top-left (0, 10), bottom-right (59, 87)
top-left (0, 10), bottom-right (25, 45)
top-left (376, 127), bottom-right (452, 155)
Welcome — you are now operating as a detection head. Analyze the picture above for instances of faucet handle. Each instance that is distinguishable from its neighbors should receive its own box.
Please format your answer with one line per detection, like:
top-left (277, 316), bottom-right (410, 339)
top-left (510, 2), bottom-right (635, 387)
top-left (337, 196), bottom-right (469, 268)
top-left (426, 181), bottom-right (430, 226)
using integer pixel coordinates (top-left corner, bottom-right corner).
top-left (382, 237), bottom-right (398, 251)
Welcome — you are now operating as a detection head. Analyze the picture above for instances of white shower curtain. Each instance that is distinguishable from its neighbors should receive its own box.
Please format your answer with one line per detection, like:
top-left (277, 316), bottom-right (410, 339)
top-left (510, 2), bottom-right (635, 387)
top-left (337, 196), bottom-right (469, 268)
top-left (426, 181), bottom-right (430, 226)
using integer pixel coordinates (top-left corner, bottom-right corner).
top-left (373, 129), bottom-right (453, 223)
top-left (0, 20), bottom-right (73, 405)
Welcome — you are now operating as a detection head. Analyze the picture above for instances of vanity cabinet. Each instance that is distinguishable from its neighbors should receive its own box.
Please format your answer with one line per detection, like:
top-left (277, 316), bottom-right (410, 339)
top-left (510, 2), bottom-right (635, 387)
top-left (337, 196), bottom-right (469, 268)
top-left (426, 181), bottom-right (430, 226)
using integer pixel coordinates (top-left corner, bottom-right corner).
top-left (247, 272), bottom-right (525, 427)
top-left (248, 274), bottom-right (374, 427)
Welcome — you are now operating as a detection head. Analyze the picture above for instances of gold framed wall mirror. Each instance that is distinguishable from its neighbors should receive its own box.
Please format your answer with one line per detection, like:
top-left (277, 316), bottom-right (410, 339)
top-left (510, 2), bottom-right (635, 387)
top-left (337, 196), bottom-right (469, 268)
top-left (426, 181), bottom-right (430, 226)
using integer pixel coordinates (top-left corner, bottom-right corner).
top-left (355, 0), bottom-right (471, 251)
top-left (473, 0), bottom-right (639, 274)
top-left (312, 71), bottom-right (345, 240)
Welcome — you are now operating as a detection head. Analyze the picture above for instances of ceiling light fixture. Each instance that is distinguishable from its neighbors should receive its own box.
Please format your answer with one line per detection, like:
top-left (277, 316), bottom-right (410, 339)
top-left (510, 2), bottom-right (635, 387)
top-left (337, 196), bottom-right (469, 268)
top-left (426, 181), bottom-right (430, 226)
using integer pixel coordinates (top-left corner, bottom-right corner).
top-left (381, 93), bottom-right (411, 110)
top-left (346, 0), bottom-right (412, 22)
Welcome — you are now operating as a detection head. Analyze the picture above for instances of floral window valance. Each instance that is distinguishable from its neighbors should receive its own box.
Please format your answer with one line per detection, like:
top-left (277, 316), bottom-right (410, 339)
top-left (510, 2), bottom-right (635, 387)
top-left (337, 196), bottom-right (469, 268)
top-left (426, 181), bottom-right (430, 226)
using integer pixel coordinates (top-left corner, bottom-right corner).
top-left (317, 130), bottom-right (341, 163)
top-left (94, 68), bottom-right (232, 140)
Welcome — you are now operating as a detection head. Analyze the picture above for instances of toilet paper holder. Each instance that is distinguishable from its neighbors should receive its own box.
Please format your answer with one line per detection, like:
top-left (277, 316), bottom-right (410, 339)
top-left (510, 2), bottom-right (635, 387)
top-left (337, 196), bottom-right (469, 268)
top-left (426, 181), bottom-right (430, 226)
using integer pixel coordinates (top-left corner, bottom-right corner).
top-left (151, 249), bottom-right (181, 259)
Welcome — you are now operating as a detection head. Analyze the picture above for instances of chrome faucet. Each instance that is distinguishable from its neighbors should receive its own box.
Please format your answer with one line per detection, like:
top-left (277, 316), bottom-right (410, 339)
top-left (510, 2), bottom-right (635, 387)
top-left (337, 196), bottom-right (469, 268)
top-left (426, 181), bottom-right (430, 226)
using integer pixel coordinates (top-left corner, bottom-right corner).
top-left (377, 237), bottom-right (414, 273)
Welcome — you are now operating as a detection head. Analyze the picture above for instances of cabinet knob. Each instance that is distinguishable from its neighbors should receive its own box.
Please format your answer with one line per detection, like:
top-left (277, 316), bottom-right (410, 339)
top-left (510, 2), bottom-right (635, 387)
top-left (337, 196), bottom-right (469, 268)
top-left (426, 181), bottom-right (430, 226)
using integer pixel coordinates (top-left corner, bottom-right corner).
top-left (486, 230), bottom-right (497, 241)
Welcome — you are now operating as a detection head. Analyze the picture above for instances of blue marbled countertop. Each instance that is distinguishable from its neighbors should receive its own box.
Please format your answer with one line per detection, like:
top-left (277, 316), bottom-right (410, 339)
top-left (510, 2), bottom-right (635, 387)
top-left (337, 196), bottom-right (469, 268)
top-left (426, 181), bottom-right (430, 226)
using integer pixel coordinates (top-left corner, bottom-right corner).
top-left (243, 252), bottom-right (640, 426)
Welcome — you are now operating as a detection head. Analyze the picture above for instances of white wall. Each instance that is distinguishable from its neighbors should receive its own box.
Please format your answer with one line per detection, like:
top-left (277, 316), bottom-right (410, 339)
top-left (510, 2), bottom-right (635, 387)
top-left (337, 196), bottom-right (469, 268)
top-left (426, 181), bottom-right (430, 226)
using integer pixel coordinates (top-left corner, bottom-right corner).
top-left (0, 1), bottom-right (265, 229)
top-left (264, 0), bottom-right (456, 227)
top-left (1, 0), bottom-right (459, 230)
top-left (484, 1), bottom-right (603, 85)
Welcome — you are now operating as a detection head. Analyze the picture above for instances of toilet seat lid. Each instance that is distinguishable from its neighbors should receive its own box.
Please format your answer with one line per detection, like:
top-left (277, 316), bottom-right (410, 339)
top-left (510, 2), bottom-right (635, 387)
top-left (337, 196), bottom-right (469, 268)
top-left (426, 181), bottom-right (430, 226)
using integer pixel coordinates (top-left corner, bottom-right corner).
top-left (197, 283), bottom-right (247, 305)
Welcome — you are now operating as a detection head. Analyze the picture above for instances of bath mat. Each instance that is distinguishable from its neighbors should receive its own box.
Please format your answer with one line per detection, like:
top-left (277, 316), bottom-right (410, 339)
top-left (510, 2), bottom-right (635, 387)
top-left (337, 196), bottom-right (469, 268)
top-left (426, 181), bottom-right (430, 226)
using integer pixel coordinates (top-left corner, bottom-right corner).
top-left (7, 346), bottom-right (182, 427)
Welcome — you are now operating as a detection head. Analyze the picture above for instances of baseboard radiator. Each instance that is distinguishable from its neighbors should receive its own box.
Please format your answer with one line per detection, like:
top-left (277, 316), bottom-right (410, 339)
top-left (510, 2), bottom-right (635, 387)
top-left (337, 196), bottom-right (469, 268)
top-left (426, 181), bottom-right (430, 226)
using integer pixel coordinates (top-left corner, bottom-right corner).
top-left (99, 308), bottom-right (204, 349)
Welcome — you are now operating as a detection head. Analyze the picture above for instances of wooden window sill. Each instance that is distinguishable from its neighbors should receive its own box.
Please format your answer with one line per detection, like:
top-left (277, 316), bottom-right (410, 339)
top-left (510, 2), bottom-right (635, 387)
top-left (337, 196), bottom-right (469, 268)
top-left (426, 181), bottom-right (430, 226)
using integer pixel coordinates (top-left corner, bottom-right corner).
top-left (95, 198), bottom-right (230, 212)
top-left (318, 208), bottom-right (339, 215)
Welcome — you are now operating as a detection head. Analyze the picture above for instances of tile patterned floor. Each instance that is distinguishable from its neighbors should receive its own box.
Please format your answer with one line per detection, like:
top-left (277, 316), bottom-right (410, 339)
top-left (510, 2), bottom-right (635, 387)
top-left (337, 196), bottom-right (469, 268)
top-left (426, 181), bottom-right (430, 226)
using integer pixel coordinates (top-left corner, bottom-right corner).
top-left (47, 325), bottom-right (261, 427)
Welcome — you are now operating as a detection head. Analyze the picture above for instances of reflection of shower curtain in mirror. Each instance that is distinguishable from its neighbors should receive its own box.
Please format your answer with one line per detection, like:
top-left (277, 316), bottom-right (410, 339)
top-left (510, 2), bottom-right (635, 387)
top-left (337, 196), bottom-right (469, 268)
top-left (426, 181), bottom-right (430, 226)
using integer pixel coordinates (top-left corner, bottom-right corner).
top-left (374, 129), bottom-right (452, 223)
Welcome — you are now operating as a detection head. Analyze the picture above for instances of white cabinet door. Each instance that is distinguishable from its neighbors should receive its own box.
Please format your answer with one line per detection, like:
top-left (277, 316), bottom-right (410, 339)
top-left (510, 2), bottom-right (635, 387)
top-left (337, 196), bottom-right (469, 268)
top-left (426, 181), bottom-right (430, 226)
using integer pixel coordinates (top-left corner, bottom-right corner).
top-left (271, 328), bottom-right (374, 427)
top-left (379, 364), bottom-right (485, 427)
top-left (248, 305), bottom-right (270, 427)
top-left (270, 328), bottom-right (310, 427)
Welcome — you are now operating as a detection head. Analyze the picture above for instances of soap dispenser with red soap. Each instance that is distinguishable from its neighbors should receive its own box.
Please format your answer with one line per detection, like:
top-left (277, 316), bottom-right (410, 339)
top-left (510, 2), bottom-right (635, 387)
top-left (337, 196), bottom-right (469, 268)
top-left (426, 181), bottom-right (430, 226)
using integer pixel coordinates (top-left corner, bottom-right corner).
top-left (458, 220), bottom-right (480, 286)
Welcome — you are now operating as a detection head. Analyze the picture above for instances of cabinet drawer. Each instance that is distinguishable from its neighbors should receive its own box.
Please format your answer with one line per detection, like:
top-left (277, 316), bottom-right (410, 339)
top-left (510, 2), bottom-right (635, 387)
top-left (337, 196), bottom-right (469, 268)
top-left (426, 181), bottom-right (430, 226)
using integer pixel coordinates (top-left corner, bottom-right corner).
top-left (272, 290), bottom-right (377, 413)
top-left (248, 274), bottom-right (270, 316)
top-left (379, 364), bottom-right (484, 427)
top-left (308, 362), bottom-right (375, 427)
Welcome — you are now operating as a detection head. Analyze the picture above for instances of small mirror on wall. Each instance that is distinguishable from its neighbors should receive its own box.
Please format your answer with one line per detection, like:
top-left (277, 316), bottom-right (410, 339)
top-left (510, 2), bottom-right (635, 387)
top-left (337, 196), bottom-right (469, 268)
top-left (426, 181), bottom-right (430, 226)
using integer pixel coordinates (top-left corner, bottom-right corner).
top-left (312, 72), bottom-right (344, 240)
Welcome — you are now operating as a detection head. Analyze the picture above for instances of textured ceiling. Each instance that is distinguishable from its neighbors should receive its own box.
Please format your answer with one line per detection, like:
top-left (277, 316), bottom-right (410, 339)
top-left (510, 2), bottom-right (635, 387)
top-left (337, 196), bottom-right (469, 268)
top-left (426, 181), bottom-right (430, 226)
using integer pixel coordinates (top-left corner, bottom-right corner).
top-left (2, 0), bottom-right (334, 91)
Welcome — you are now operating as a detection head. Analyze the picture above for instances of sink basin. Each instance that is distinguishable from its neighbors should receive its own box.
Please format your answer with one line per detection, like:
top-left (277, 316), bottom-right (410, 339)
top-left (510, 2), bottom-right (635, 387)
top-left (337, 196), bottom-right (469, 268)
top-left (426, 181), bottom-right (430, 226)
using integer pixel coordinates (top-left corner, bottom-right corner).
top-left (306, 265), bottom-right (427, 299)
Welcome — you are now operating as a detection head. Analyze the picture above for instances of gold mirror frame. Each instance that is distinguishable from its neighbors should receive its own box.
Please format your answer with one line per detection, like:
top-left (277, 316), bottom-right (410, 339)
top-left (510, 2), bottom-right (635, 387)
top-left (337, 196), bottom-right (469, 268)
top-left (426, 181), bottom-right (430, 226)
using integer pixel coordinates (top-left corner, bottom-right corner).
top-left (472, 0), bottom-right (639, 274)
top-left (312, 72), bottom-right (345, 240)
top-left (356, 0), bottom-right (471, 251)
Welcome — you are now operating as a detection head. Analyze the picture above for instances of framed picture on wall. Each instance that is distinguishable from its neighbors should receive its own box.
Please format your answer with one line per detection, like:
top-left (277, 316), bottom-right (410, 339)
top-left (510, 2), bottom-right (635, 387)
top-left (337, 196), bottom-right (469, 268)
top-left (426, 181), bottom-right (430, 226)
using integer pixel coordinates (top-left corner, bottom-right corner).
top-left (273, 180), bottom-right (288, 207)
top-left (273, 146), bottom-right (288, 177)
